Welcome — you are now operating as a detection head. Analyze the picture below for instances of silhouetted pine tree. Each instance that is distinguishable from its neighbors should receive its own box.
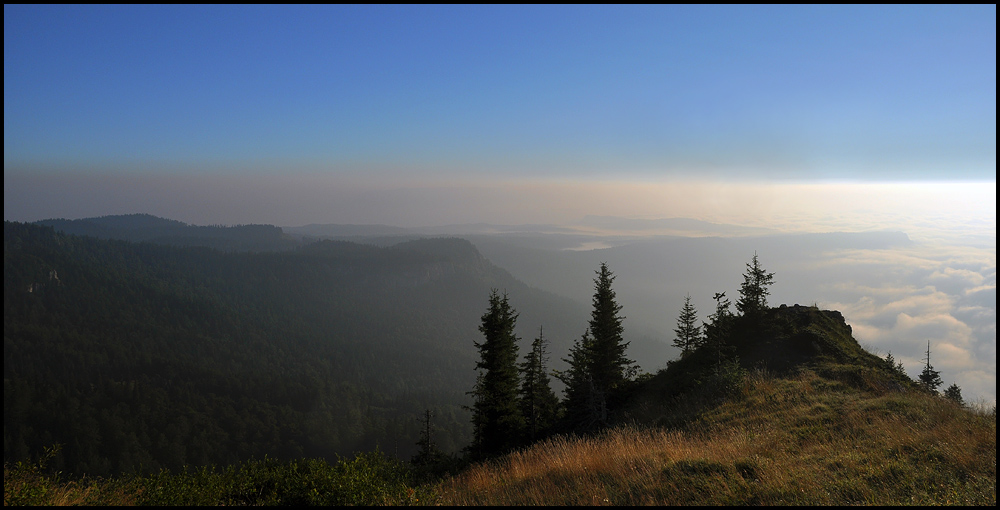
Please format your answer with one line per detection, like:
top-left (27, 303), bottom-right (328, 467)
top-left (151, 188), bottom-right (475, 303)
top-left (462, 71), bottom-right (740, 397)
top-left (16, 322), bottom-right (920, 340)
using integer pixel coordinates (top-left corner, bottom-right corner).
top-left (587, 262), bottom-right (636, 397)
top-left (703, 292), bottom-right (735, 365)
top-left (918, 341), bottom-right (943, 393)
top-left (556, 330), bottom-right (604, 432)
top-left (736, 252), bottom-right (775, 319)
top-left (518, 326), bottom-right (560, 443)
top-left (468, 289), bottom-right (523, 457)
top-left (412, 409), bottom-right (438, 466)
top-left (673, 293), bottom-right (702, 357)
top-left (558, 263), bottom-right (636, 432)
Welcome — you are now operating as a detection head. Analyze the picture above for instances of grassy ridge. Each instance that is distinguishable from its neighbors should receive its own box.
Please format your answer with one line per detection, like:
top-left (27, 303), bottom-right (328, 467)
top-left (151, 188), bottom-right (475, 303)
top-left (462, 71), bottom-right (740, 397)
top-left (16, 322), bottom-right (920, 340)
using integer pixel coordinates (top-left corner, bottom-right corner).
top-left (435, 369), bottom-right (995, 505)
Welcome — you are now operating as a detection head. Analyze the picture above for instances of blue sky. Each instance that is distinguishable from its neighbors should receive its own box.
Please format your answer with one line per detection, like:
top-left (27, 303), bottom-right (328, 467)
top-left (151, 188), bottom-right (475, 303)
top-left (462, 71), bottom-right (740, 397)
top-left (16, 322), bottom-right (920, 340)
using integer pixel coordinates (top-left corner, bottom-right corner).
top-left (5, 4), bottom-right (995, 184)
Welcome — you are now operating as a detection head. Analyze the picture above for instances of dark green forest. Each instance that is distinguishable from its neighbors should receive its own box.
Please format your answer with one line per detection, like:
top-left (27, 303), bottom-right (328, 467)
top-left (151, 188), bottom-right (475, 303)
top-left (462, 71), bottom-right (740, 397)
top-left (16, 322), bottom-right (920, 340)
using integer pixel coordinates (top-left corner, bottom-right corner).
top-left (4, 220), bottom-right (589, 477)
top-left (35, 214), bottom-right (301, 252)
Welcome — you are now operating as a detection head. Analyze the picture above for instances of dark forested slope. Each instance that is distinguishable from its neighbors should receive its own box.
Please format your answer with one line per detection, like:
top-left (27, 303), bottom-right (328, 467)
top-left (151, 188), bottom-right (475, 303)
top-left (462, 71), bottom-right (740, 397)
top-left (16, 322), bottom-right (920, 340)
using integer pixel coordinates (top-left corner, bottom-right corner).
top-left (3, 221), bottom-right (587, 477)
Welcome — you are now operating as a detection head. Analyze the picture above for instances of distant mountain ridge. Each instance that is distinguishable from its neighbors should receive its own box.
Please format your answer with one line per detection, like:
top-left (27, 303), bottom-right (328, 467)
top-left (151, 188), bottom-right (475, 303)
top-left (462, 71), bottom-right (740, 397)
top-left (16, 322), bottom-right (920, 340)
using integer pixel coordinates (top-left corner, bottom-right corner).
top-left (36, 213), bottom-right (299, 252)
top-left (284, 215), bottom-right (782, 240)
top-left (577, 215), bottom-right (780, 236)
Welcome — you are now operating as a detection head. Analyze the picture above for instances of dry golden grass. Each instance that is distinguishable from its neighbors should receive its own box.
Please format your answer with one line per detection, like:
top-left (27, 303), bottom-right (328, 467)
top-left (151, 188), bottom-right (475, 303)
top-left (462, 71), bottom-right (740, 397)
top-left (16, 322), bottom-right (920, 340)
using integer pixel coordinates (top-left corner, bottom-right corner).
top-left (3, 463), bottom-right (139, 506)
top-left (435, 370), bottom-right (996, 505)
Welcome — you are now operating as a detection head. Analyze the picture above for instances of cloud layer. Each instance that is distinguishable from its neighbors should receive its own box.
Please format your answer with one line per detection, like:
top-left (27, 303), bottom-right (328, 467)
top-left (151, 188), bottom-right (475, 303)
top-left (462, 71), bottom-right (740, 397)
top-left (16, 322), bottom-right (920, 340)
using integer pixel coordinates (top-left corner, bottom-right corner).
top-left (815, 243), bottom-right (995, 405)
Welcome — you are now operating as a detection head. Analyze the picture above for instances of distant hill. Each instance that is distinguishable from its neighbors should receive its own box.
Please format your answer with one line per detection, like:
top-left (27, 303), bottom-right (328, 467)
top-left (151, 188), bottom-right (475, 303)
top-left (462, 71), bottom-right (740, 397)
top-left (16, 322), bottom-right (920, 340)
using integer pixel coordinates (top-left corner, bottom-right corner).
top-left (36, 213), bottom-right (300, 252)
top-left (576, 215), bottom-right (780, 236)
top-left (4, 221), bottom-right (605, 477)
top-left (286, 223), bottom-right (412, 239)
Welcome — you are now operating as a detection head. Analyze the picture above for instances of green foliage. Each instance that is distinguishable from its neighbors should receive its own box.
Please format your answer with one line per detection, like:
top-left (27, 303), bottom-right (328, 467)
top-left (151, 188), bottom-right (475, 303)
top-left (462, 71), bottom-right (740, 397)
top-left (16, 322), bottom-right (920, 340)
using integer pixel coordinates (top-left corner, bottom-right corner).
top-left (5, 450), bottom-right (433, 506)
top-left (3, 446), bottom-right (62, 506)
top-left (706, 358), bottom-right (748, 398)
top-left (672, 293), bottom-right (702, 356)
top-left (883, 351), bottom-right (908, 377)
top-left (469, 289), bottom-right (524, 457)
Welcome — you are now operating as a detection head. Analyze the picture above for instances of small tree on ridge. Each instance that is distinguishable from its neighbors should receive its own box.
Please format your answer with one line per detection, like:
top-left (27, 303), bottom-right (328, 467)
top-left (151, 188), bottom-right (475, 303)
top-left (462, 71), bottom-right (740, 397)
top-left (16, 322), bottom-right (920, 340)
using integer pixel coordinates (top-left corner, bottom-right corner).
top-left (737, 252), bottom-right (775, 319)
top-left (918, 340), bottom-right (943, 393)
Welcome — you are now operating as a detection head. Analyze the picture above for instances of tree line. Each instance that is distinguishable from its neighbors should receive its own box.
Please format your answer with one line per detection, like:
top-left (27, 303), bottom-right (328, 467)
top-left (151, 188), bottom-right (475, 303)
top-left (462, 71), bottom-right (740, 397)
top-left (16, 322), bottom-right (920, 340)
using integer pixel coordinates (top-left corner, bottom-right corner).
top-left (466, 254), bottom-right (779, 459)
top-left (465, 262), bottom-right (634, 459)
top-left (463, 251), bottom-right (970, 462)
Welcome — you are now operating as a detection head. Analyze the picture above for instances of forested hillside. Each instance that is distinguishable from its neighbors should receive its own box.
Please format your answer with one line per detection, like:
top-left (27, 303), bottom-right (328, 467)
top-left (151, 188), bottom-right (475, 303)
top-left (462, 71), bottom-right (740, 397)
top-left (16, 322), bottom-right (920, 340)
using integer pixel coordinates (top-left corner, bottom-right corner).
top-left (3, 221), bottom-right (590, 477)
top-left (36, 214), bottom-right (301, 252)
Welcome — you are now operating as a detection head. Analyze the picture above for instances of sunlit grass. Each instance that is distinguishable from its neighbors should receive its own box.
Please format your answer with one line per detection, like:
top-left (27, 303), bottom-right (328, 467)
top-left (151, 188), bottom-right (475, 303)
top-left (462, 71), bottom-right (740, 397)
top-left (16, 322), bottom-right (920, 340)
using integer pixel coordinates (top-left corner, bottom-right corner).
top-left (435, 369), bottom-right (996, 505)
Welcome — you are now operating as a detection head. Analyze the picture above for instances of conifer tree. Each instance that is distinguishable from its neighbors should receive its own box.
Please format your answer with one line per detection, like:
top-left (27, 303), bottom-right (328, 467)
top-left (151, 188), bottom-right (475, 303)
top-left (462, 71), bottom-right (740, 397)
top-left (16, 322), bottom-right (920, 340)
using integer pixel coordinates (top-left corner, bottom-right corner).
top-left (518, 326), bottom-right (560, 442)
top-left (883, 351), bottom-right (907, 377)
top-left (468, 289), bottom-right (523, 457)
top-left (703, 292), bottom-right (734, 364)
top-left (673, 293), bottom-right (702, 357)
top-left (944, 383), bottom-right (964, 406)
top-left (918, 340), bottom-right (943, 393)
top-left (556, 330), bottom-right (604, 431)
top-left (587, 262), bottom-right (636, 395)
top-left (558, 263), bottom-right (636, 431)
top-left (412, 409), bottom-right (439, 466)
top-left (736, 252), bottom-right (775, 318)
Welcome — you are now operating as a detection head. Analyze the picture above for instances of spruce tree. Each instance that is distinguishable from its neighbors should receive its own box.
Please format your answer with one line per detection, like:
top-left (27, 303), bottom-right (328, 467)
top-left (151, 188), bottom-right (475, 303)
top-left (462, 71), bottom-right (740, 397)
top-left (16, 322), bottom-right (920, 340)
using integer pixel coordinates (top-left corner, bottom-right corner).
top-left (883, 351), bottom-right (907, 377)
top-left (587, 262), bottom-right (636, 395)
top-left (918, 340), bottom-right (943, 393)
top-left (468, 289), bottom-right (524, 457)
top-left (673, 293), bottom-right (702, 357)
top-left (703, 292), bottom-right (734, 364)
top-left (557, 330), bottom-right (604, 431)
top-left (557, 263), bottom-right (636, 433)
top-left (518, 326), bottom-right (560, 442)
top-left (944, 383), bottom-right (964, 406)
top-left (412, 409), bottom-right (439, 466)
top-left (736, 252), bottom-right (775, 319)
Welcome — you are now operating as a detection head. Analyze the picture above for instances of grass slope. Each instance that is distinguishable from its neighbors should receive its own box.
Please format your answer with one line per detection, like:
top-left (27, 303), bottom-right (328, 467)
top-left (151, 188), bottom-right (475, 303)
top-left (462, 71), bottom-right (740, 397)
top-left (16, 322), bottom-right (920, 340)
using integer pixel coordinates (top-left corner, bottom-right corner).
top-left (434, 306), bottom-right (994, 505)
top-left (436, 369), bottom-right (995, 505)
